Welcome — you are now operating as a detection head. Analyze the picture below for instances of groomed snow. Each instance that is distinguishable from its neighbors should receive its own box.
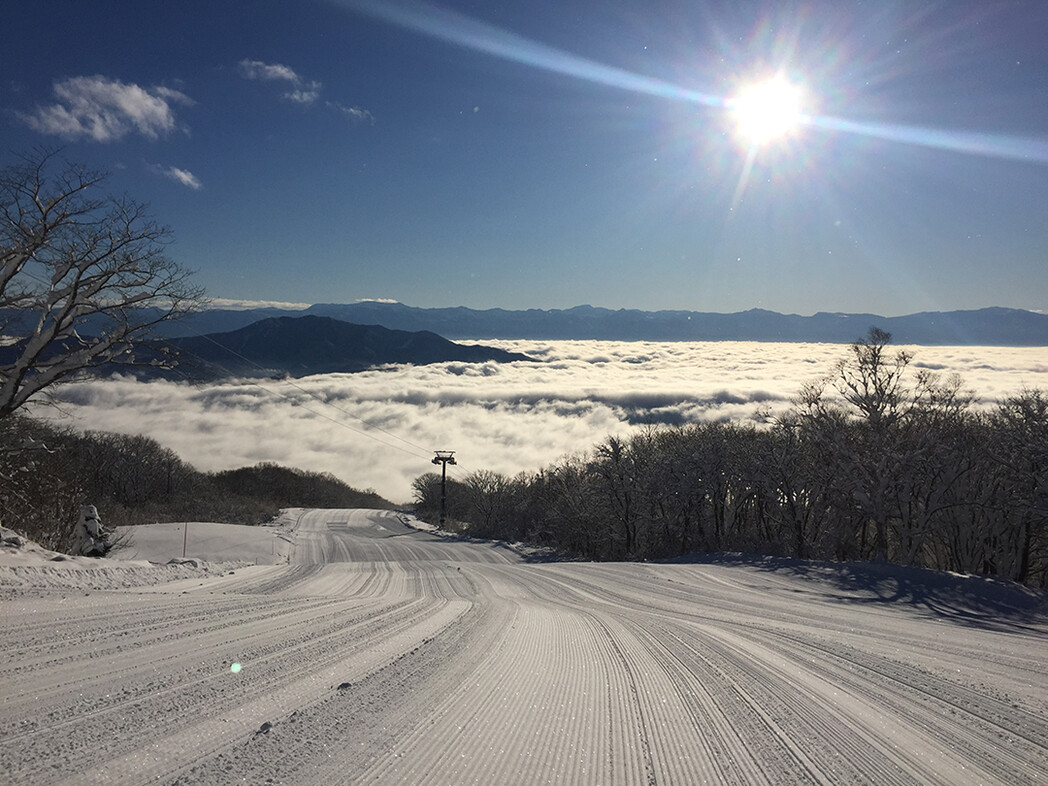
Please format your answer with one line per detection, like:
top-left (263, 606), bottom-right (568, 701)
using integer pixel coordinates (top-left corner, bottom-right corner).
top-left (2, 510), bottom-right (1046, 785)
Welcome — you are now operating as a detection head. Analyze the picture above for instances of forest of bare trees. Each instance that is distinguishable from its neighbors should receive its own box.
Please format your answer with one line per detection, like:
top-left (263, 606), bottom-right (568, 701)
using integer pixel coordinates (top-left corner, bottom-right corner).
top-left (415, 330), bottom-right (1048, 587)
top-left (0, 415), bottom-right (390, 552)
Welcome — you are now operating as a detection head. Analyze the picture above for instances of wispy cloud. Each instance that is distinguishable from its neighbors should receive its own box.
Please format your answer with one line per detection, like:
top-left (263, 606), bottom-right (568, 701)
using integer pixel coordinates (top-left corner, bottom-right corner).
top-left (238, 59), bottom-right (322, 105)
top-left (238, 59), bottom-right (373, 120)
top-left (285, 86), bottom-right (322, 105)
top-left (327, 101), bottom-right (375, 122)
top-left (152, 164), bottom-right (202, 190)
top-left (35, 342), bottom-right (1045, 502)
top-left (19, 75), bottom-right (192, 142)
top-left (237, 60), bottom-right (301, 83)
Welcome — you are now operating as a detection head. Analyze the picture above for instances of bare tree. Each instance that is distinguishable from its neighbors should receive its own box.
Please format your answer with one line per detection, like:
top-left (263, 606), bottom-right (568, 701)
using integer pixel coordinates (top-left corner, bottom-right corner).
top-left (462, 469), bottom-right (513, 538)
top-left (0, 414), bottom-right (90, 549)
top-left (989, 390), bottom-right (1048, 584)
top-left (591, 435), bottom-right (640, 558)
top-left (795, 327), bottom-right (975, 563)
top-left (0, 148), bottom-right (204, 419)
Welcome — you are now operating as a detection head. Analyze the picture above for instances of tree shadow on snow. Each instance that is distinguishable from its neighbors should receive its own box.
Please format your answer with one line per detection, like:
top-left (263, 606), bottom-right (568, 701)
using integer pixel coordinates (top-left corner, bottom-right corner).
top-left (673, 552), bottom-right (1048, 633)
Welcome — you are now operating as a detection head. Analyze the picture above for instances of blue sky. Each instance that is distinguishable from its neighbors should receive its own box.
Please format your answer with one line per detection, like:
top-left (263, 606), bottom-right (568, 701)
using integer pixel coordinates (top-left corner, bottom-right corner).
top-left (4, 0), bottom-right (1047, 316)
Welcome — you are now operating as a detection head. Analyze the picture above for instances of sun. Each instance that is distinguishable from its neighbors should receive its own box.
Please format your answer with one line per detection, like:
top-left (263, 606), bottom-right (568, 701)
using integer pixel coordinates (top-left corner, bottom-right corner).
top-left (729, 75), bottom-right (804, 147)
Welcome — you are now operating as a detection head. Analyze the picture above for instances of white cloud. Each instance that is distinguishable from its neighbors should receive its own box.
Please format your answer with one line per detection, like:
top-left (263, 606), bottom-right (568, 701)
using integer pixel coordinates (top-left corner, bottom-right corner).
top-left (238, 59), bottom-right (321, 105)
top-left (327, 101), bottom-right (375, 122)
top-left (158, 165), bottom-right (202, 190)
top-left (207, 298), bottom-right (312, 311)
top-left (286, 83), bottom-right (322, 105)
top-left (238, 59), bottom-right (302, 84)
top-left (20, 75), bottom-right (192, 142)
top-left (238, 59), bottom-right (372, 118)
top-left (34, 342), bottom-right (1047, 503)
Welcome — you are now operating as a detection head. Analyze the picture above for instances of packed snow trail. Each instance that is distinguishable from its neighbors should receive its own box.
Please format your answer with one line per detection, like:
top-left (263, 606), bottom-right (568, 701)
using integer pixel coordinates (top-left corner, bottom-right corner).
top-left (1, 509), bottom-right (1045, 785)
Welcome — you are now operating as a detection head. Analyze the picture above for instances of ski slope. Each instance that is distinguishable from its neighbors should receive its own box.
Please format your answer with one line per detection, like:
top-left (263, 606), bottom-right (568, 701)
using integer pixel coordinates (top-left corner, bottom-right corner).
top-left (2, 509), bottom-right (1046, 785)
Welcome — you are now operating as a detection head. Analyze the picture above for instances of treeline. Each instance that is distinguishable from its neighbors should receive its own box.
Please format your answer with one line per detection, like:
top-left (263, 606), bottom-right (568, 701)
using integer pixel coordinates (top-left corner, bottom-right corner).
top-left (415, 330), bottom-right (1048, 587)
top-left (0, 415), bottom-right (390, 552)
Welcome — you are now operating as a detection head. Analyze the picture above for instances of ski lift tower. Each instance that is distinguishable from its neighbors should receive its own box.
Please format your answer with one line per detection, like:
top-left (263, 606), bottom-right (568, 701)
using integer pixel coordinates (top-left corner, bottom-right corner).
top-left (431, 450), bottom-right (457, 528)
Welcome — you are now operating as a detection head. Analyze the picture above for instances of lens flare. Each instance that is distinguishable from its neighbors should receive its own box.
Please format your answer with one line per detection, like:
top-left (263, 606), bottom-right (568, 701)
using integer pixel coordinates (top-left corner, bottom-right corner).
top-left (328, 0), bottom-right (1048, 166)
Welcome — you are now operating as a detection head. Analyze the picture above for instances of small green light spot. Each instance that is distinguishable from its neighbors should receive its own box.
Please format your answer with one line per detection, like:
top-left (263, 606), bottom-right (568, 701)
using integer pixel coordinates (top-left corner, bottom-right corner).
top-left (231, 662), bottom-right (242, 674)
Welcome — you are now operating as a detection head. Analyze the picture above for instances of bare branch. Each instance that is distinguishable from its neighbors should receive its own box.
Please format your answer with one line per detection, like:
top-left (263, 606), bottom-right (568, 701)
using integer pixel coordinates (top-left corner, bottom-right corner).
top-left (0, 148), bottom-right (205, 419)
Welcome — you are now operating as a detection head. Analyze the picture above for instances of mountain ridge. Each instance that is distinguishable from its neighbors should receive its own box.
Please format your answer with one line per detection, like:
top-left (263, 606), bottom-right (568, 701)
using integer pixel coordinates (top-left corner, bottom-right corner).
top-left (0, 316), bottom-right (535, 381)
top-left (160, 303), bottom-right (1048, 345)
top-left (4, 304), bottom-right (1046, 346)
top-left (158, 316), bottom-right (535, 379)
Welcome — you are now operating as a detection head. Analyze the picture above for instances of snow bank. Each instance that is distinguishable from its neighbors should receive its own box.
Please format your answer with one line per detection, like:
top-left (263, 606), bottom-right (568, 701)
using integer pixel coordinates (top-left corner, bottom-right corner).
top-left (0, 509), bottom-right (312, 599)
top-left (0, 525), bottom-right (240, 599)
top-left (112, 520), bottom-right (292, 564)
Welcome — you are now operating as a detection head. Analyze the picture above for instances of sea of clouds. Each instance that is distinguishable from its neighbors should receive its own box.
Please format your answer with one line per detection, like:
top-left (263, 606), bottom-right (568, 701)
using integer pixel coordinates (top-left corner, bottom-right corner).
top-left (36, 340), bottom-right (1048, 503)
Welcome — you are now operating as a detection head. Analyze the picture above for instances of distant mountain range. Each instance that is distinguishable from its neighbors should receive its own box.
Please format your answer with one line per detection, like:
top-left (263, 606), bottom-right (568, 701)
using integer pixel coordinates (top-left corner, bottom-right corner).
top-left (0, 316), bottom-right (534, 381)
top-left (4, 303), bottom-right (1047, 347)
top-left (145, 303), bottom-right (1048, 346)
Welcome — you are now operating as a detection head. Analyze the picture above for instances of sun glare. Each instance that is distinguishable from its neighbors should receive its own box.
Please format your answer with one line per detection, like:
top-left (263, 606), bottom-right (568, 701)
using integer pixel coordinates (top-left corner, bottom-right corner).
top-left (730, 75), bottom-right (804, 147)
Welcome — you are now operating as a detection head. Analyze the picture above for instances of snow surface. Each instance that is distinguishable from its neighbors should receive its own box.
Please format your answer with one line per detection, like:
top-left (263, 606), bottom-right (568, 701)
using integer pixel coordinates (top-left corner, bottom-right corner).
top-left (2, 510), bottom-right (1046, 785)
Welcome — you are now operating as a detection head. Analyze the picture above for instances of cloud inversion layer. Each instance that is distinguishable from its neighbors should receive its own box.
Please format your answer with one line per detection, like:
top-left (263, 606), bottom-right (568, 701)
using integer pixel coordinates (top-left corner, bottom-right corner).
top-left (39, 341), bottom-right (1047, 502)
